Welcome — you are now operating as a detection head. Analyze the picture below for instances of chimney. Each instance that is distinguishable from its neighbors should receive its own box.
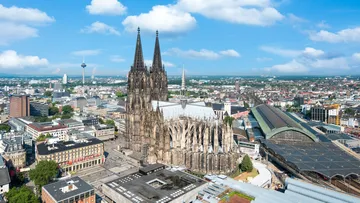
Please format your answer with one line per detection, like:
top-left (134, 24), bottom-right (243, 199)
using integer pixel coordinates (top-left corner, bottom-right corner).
top-left (68, 184), bottom-right (73, 190)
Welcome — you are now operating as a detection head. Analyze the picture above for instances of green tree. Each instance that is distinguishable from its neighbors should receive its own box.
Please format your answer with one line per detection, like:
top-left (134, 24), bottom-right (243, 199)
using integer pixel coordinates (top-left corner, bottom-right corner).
top-left (29, 160), bottom-right (58, 192)
top-left (5, 186), bottom-right (39, 203)
top-left (0, 124), bottom-right (11, 132)
top-left (61, 114), bottom-right (73, 119)
top-left (99, 118), bottom-right (104, 124)
top-left (240, 154), bottom-right (253, 172)
top-left (105, 119), bottom-right (115, 126)
top-left (62, 105), bottom-right (74, 114)
top-left (116, 91), bottom-right (124, 98)
top-left (49, 106), bottom-right (59, 116)
top-left (223, 116), bottom-right (235, 127)
top-left (36, 133), bottom-right (52, 142)
top-left (44, 91), bottom-right (52, 97)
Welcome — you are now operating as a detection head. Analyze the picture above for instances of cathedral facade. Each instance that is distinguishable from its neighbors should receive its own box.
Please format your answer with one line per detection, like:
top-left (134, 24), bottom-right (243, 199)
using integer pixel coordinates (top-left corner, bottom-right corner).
top-left (125, 28), bottom-right (239, 174)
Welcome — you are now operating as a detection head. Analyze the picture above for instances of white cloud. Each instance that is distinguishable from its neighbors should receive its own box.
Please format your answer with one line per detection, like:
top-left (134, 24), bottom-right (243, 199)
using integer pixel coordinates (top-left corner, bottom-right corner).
top-left (352, 53), bottom-right (360, 61)
top-left (256, 57), bottom-right (273, 62)
top-left (86, 0), bottom-right (127, 15)
top-left (164, 48), bottom-right (240, 60)
top-left (287, 13), bottom-right (307, 23)
top-left (260, 46), bottom-right (302, 57)
top-left (219, 49), bottom-right (241, 57)
top-left (0, 50), bottom-right (48, 69)
top-left (0, 22), bottom-right (38, 45)
top-left (0, 4), bottom-right (54, 24)
top-left (317, 20), bottom-right (330, 29)
top-left (122, 5), bottom-right (196, 34)
top-left (81, 21), bottom-right (120, 36)
top-left (302, 47), bottom-right (324, 58)
top-left (265, 60), bottom-right (308, 73)
top-left (164, 48), bottom-right (220, 59)
top-left (310, 57), bottom-right (349, 69)
top-left (144, 59), bottom-right (175, 68)
top-left (309, 27), bottom-right (360, 43)
top-left (176, 0), bottom-right (284, 26)
top-left (71, 49), bottom-right (101, 56)
top-left (110, 55), bottom-right (126, 62)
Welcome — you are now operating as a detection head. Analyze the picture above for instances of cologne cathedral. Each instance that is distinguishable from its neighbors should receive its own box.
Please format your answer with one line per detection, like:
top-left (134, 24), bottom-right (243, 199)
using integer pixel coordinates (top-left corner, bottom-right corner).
top-left (125, 28), bottom-right (239, 174)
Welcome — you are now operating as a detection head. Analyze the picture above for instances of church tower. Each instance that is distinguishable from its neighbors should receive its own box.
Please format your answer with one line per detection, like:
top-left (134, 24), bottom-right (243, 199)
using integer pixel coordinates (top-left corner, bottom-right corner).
top-left (150, 31), bottom-right (168, 101)
top-left (126, 28), bottom-right (151, 152)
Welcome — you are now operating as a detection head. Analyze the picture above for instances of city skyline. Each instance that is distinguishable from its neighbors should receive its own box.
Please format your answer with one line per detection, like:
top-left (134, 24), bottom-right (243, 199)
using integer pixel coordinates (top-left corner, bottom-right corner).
top-left (0, 0), bottom-right (360, 76)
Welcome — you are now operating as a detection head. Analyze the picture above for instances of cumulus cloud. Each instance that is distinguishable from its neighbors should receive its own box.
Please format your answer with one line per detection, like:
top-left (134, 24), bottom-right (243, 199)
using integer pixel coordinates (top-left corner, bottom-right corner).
top-left (353, 53), bottom-right (360, 61)
top-left (86, 0), bottom-right (127, 15)
top-left (265, 60), bottom-right (308, 73)
top-left (122, 5), bottom-right (196, 34)
top-left (0, 22), bottom-right (38, 45)
top-left (0, 50), bottom-right (48, 69)
top-left (144, 59), bottom-right (175, 68)
top-left (110, 55), bottom-right (126, 62)
top-left (0, 4), bottom-right (54, 45)
top-left (309, 27), bottom-right (360, 43)
top-left (71, 49), bottom-right (101, 56)
top-left (264, 47), bottom-right (351, 74)
top-left (219, 49), bottom-right (241, 57)
top-left (302, 47), bottom-right (324, 58)
top-left (0, 4), bottom-right (54, 24)
top-left (123, 0), bottom-right (283, 34)
top-left (176, 0), bottom-right (284, 26)
top-left (81, 21), bottom-right (120, 36)
top-left (164, 48), bottom-right (240, 60)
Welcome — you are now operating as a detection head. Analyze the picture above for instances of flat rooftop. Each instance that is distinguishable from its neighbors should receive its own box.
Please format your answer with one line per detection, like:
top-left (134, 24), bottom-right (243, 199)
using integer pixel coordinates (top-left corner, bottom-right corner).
top-left (105, 167), bottom-right (206, 203)
top-left (37, 138), bottom-right (103, 155)
top-left (28, 122), bottom-right (67, 132)
top-left (42, 176), bottom-right (93, 202)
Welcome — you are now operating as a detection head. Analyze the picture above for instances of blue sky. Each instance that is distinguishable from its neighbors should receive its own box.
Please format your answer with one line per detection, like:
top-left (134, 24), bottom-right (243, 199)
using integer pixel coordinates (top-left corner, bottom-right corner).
top-left (0, 0), bottom-right (360, 76)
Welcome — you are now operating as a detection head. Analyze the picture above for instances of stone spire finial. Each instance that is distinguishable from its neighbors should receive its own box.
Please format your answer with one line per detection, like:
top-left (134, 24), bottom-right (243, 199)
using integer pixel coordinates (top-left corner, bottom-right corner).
top-left (152, 30), bottom-right (163, 71)
top-left (133, 27), bottom-right (145, 71)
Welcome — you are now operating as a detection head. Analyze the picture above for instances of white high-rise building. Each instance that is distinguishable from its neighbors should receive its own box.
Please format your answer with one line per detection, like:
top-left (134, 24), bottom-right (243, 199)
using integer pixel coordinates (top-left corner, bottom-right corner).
top-left (63, 74), bottom-right (68, 84)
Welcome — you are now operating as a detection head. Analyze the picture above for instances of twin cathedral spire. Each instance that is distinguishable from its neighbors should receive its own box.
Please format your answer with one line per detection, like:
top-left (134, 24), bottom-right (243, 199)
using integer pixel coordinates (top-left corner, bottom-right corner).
top-left (127, 28), bottom-right (168, 112)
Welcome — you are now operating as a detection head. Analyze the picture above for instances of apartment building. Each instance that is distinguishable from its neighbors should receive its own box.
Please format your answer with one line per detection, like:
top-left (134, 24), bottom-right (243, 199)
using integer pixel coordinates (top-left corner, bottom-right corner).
top-left (26, 122), bottom-right (68, 141)
top-left (36, 137), bottom-right (104, 172)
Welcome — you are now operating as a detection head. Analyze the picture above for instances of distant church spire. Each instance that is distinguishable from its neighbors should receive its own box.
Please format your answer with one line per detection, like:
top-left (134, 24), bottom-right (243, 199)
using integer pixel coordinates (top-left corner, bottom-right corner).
top-left (152, 30), bottom-right (162, 71)
top-left (181, 66), bottom-right (186, 96)
top-left (133, 27), bottom-right (145, 70)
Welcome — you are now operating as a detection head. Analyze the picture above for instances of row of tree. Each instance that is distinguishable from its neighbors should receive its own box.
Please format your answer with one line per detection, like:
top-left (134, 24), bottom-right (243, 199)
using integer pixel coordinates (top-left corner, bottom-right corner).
top-left (5, 160), bottom-right (59, 203)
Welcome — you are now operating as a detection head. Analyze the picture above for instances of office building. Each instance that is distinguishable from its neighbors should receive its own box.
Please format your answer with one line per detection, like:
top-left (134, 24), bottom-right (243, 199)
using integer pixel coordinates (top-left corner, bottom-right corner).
top-left (93, 124), bottom-right (115, 141)
top-left (42, 176), bottom-right (95, 203)
top-left (9, 95), bottom-right (30, 118)
top-left (30, 102), bottom-right (49, 117)
top-left (294, 95), bottom-right (304, 107)
top-left (26, 122), bottom-right (68, 141)
top-left (63, 74), bottom-right (68, 85)
top-left (36, 137), bottom-right (104, 172)
top-left (81, 117), bottom-right (99, 126)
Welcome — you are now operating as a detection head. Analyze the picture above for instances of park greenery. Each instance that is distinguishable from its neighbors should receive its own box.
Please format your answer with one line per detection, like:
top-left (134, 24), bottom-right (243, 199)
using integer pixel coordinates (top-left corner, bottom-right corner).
top-left (0, 124), bottom-right (11, 132)
top-left (29, 160), bottom-right (58, 193)
top-left (240, 154), bottom-right (253, 172)
top-left (36, 133), bottom-right (52, 142)
top-left (44, 91), bottom-right (52, 97)
top-left (5, 186), bottom-right (39, 203)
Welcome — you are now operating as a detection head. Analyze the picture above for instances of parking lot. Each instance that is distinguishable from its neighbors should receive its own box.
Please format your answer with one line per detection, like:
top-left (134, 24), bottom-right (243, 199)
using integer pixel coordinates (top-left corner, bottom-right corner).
top-left (74, 138), bottom-right (140, 200)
